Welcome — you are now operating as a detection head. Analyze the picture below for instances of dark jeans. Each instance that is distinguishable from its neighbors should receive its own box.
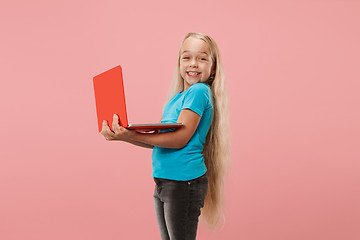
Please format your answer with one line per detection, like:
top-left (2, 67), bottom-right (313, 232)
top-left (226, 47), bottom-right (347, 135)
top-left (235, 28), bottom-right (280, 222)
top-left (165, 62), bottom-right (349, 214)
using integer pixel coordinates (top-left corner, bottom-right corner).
top-left (153, 174), bottom-right (208, 240)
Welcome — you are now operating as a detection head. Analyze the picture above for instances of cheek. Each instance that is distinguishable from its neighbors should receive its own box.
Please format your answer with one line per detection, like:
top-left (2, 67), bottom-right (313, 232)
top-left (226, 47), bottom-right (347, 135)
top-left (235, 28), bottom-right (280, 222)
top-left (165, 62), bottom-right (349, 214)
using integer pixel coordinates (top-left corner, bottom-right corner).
top-left (179, 66), bottom-right (186, 77)
top-left (179, 64), bottom-right (188, 74)
top-left (179, 66), bottom-right (185, 74)
top-left (201, 64), bottom-right (212, 73)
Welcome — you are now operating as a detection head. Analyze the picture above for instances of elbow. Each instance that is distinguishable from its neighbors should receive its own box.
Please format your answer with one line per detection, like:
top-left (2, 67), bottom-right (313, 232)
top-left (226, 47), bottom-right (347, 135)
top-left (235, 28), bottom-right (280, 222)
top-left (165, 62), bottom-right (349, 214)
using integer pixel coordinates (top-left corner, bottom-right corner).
top-left (177, 143), bottom-right (187, 149)
top-left (166, 131), bottom-right (191, 149)
top-left (167, 142), bottom-right (185, 149)
top-left (175, 139), bottom-right (189, 149)
top-left (176, 133), bottom-right (193, 149)
top-left (166, 139), bottom-right (187, 149)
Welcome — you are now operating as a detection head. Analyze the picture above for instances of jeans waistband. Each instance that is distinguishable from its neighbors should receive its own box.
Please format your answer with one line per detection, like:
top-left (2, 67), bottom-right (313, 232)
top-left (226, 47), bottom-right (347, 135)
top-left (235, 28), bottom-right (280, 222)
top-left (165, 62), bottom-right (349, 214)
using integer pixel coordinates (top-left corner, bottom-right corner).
top-left (154, 173), bottom-right (207, 185)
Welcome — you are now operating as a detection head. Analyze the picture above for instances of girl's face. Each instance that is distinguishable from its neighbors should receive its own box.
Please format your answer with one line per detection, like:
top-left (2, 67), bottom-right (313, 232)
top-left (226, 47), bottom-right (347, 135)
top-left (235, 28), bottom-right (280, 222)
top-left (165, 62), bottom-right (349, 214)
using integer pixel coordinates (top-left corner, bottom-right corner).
top-left (179, 37), bottom-right (215, 91)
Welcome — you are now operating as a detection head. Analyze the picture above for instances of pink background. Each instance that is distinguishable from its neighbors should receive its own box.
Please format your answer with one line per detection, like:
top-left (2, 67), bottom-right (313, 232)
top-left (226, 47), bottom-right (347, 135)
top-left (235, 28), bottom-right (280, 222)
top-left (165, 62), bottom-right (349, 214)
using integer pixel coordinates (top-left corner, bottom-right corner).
top-left (1, 0), bottom-right (359, 239)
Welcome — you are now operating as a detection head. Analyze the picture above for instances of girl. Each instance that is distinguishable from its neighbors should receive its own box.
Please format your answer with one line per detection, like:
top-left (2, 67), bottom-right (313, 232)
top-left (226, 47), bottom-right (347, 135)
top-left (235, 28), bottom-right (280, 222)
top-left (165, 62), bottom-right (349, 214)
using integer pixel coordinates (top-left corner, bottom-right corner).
top-left (101, 32), bottom-right (230, 240)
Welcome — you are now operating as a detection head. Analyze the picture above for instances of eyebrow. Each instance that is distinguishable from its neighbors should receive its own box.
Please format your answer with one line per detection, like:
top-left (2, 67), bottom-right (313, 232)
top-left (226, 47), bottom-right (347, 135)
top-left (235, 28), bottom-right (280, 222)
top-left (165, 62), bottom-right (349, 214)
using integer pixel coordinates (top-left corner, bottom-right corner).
top-left (181, 50), bottom-right (208, 55)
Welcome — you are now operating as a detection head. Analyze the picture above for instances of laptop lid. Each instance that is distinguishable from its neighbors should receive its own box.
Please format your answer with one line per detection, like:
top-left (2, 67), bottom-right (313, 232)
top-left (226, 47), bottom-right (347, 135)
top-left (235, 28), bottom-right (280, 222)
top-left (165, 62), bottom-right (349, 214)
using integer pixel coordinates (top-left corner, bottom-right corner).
top-left (93, 65), bottom-right (128, 132)
top-left (93, 65), bottom-right (183, 133)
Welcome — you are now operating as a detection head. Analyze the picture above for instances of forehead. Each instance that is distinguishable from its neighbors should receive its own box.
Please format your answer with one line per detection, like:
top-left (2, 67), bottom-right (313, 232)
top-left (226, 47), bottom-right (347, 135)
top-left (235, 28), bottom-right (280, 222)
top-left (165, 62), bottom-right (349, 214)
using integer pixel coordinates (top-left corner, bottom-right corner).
top-left (181, 37), bottom-right (210, 55)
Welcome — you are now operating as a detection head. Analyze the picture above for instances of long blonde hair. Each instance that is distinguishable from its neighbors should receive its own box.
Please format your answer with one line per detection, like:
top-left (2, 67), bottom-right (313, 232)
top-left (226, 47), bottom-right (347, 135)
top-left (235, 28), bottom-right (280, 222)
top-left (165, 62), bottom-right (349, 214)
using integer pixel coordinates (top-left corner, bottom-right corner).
top-left (164, 32), bottom-right (231, 228)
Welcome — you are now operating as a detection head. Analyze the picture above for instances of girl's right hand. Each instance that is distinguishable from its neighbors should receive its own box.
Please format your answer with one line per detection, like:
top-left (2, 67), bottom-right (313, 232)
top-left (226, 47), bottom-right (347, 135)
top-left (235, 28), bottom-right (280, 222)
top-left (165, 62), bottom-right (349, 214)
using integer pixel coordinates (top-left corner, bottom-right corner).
top-left (100, 114), bottom-right (136, 141)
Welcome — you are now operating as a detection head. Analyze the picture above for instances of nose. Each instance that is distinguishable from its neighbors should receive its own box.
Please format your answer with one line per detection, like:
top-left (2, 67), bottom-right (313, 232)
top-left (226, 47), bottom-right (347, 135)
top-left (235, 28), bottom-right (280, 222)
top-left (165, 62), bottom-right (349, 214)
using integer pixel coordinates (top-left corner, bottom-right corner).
top-left (190, 58), bottom-right (198, 68)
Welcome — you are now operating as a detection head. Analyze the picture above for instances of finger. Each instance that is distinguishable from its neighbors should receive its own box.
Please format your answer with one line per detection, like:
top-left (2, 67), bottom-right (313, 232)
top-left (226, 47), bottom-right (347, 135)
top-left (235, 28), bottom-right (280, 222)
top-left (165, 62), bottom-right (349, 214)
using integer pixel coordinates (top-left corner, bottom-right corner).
top-left (101, 120), bottom-right (114, 140)
top-left (113, 114), bottom-right (122, 132)
top-left (102, 120), bottom-right (112, 132)
top-left (112, 114), bottom-right (118, 131)
top-left (113, 120), bottom-right (122, 134)
top-left (112, 116), bottom-right (116, 132)
top-left (101, 120), bottom-right (113, 134)
top-left (104, 130), bottom-right (114, 140)
top-left (101, 120), bottom-right (108, 134)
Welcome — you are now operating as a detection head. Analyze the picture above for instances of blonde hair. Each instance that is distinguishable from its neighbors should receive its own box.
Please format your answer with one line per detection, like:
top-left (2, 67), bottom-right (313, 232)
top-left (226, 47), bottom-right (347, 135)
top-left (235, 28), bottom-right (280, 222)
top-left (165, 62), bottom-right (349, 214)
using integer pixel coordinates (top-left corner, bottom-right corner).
top-left (164, 32), bottom-right (231, 228)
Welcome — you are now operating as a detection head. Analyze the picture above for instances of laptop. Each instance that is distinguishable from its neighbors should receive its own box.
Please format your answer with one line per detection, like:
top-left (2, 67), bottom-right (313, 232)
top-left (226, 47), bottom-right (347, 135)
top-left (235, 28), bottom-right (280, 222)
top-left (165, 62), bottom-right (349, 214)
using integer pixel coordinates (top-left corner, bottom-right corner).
top-left (93, 65), bottom-right (183, 132)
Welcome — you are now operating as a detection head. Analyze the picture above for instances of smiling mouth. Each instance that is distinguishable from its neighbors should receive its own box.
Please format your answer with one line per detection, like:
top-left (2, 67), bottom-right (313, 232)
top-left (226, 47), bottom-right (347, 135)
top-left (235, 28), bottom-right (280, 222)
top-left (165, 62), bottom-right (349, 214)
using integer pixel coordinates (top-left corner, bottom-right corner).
top-left (187, 71), bottom-right (200, 77)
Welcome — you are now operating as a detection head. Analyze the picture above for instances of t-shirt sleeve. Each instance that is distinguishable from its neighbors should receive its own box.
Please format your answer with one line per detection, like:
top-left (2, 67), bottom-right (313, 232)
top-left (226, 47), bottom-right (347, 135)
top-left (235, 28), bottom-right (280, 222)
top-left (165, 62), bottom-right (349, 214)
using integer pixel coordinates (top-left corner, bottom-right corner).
top-left (181, 84), bottom-right (210, 117)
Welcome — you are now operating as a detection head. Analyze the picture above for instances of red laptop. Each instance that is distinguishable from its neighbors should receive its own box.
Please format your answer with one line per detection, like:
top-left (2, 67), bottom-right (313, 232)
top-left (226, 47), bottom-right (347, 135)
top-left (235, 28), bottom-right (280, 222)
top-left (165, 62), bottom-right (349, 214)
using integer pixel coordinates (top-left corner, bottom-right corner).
top-left (93, 65), bottom-right (183, 132)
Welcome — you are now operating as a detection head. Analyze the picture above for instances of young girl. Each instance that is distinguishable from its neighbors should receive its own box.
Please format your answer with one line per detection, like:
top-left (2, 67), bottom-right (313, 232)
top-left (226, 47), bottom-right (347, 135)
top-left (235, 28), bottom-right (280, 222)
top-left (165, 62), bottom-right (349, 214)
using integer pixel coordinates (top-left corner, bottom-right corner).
top-left (101, 32), bottom-right (230, 240)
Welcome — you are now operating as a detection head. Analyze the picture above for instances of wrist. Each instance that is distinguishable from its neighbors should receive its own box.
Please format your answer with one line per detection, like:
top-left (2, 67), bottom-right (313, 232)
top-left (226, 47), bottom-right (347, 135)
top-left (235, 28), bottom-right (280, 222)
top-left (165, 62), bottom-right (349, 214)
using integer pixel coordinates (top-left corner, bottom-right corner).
top-left (129, 131), bottom-right (141, 142)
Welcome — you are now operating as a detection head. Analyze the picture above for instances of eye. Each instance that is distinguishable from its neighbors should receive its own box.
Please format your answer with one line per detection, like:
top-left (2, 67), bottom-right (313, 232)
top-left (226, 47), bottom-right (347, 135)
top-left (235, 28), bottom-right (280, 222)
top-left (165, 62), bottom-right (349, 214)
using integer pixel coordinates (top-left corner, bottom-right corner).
top-left (200, 58), bottom-right (207, 61)
top-left (182, 57), bottom-right (190, 59)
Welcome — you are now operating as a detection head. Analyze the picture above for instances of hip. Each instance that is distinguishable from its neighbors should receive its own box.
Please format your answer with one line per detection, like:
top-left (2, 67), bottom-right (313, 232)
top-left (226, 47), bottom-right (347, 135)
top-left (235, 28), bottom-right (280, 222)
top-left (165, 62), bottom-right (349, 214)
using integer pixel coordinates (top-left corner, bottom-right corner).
top-left (153, 173), bottom-right (208, 203)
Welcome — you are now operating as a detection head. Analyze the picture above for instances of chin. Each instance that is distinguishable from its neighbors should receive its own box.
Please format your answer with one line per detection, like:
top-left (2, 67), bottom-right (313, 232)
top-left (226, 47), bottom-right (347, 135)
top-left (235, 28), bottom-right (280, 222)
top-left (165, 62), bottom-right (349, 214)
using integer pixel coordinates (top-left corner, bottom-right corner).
top-left (186, 80), bottom-right (200, 85)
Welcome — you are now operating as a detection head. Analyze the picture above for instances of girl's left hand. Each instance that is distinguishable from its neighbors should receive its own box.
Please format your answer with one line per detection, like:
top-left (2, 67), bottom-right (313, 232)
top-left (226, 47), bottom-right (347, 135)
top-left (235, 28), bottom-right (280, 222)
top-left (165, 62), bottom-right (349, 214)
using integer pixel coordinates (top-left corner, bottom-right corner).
top-left (101, 114), bottom-right (136, 141)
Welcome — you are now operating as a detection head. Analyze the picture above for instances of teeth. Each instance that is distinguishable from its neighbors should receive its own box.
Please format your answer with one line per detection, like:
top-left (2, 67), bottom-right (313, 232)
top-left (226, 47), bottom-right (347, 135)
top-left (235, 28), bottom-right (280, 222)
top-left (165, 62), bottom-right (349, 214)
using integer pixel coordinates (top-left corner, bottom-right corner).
top-left (188, 72), bottom-right (199, 76)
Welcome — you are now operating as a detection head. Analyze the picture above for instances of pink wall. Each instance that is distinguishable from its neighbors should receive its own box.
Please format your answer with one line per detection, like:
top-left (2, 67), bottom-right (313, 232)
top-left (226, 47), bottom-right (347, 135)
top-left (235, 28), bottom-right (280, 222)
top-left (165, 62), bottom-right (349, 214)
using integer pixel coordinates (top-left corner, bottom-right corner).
top-left (1, 0), bottom-right (359, 239)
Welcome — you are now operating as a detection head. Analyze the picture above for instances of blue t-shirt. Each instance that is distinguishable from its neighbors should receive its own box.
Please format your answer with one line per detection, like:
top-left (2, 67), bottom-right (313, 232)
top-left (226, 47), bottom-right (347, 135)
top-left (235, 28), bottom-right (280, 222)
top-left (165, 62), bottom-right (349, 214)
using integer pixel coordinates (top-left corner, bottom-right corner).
top-left (152, 83), bottom-right (214, 181)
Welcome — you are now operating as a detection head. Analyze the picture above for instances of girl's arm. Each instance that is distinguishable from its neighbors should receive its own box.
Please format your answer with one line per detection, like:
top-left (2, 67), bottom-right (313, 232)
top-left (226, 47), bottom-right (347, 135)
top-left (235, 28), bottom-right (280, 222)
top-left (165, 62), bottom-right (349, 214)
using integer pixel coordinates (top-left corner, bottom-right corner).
top-left (123, 129), bottom-right (160, 149)
top-left (130, 109), bottom-right (201, 149)
top-left (101, 120), bottom-right (157, 149)
top-left (123, 139), bottom-right (154, 149)
top-left (102, 110), bottom-right (201, 149)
